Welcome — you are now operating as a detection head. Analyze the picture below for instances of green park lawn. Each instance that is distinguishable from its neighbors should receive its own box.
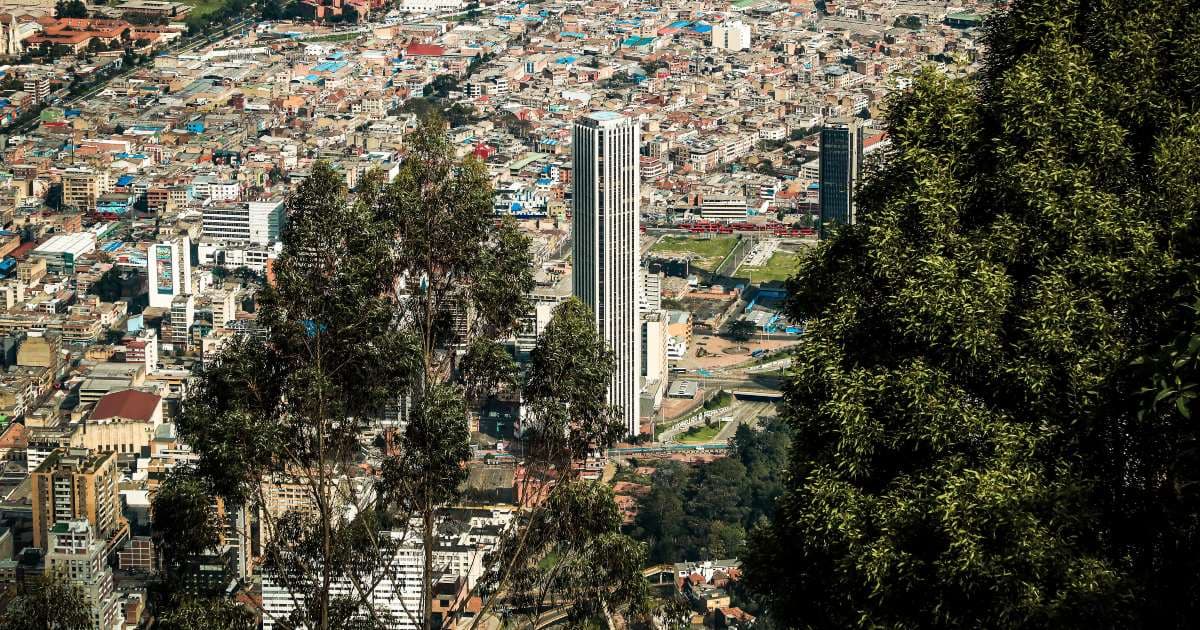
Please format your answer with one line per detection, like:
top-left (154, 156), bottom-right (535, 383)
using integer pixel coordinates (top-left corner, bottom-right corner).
top-left (650, 235), bottom-right (738, 271)
top-left (182, 0), bottom-right (230, 19)
top-left (677, 424), bottom-right (722, 444)
top-left (739, 251), bottom-right (800, 285)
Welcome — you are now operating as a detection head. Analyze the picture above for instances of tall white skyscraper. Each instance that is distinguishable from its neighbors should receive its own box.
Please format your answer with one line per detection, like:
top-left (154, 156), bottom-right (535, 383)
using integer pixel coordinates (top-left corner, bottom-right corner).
top-left (572, 111), bottom-right (642, 436)
top-left (147, 236), bottom-right (192, 309)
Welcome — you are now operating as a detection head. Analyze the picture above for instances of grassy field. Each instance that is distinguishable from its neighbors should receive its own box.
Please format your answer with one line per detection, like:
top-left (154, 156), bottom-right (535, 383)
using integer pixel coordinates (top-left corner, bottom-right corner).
top-left (677, 424), bottom-right (721, 444)
top-left (182, 0), bottom-right (230, 19)
top-left (650, 235), bottom-right (738, 271)
top-left (739, 251), bottom-right (800, 284)
top-left (305, 32), bottom-right (364, 43)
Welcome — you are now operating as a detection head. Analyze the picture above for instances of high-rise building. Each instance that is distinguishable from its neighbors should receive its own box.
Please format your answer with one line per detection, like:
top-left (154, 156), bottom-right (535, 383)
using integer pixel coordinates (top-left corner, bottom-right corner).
top-left (44, 519), bottom-right (120, 630)
top-left (147, 236), bottom-right (192, 309)
top-left (261, 530), bottom-right (424, 630)
top-left (202, 199), bottom-right (285, 244)
top-left (572, 111), bottom-right (642, 436)
top-left (818, 117), bottom-right (863, 237)
top-left (61, 167), bottom-right (111, 212)
top-left (31, 448), bottom-right (127, 553)
top-left (711, 20), bottom-right (752, 51)
top-left (165, 293), bottom-right (195, 347)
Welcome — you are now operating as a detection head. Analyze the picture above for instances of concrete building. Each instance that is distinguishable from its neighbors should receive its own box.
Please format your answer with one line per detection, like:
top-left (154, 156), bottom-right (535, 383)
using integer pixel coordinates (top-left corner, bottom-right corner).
top-left (202, 199), bottom-right (284, 245)
top-left (711, 20), bottom-right (751, 51)
top-left (641, 309), bottom-right (668, 413)
top-left (17, 331), bottom-right (61, 372)
top-left (818, 117), bottom-right (863, 237)
top-left (44, 519), bottom-right (120, 630)
top-left (572, 111), bottom-right (642, 435)
top-left (147, 236), bottom-right (192, 310)
top-left (78, 389), bottom-right (164, 456)
top-left (31, 232), bottom-right (97, 274)
top-left (122, 328), bottom-right (159, 375)
top-left (261, 530), bottom-right (424, 630)
top-left (31, 448), bottom-right (126, 553)
top-left (165, 293), bottom-right (194, 348)
top-left (699, 194), bottom-right (748, 221)
top-left (397, 0), bottom-right (464, 13)
top-left (61, 168), bottom-right (111, 212)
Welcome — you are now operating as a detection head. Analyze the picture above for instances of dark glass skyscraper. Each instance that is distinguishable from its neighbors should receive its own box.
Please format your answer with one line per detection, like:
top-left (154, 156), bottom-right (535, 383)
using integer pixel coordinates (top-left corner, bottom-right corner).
top-left (818, 117), bottom-right (863, 238)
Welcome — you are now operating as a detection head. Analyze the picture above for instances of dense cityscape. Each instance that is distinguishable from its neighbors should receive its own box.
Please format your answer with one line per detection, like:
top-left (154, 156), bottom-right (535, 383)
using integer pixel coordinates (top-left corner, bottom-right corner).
top-left (0, 0), bottom-right (1195, 629)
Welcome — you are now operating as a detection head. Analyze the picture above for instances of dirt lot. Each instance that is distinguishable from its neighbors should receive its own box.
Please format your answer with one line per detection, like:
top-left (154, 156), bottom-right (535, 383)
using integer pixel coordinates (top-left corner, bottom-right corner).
top-left (675, 333), bottom-right (797, 370)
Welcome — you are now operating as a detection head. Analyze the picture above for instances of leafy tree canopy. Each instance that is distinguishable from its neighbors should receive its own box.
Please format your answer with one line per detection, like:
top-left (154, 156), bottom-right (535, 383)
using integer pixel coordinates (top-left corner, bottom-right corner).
top-left (746, 0), bottom-right (1200, 627)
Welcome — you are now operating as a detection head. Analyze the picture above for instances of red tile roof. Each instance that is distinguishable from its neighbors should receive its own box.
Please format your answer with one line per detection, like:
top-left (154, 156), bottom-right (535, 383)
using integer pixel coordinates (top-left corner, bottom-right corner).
top-left (91, 389), bottom-right (160, 423)
top-left (406, 43), bottom-right (446, 57)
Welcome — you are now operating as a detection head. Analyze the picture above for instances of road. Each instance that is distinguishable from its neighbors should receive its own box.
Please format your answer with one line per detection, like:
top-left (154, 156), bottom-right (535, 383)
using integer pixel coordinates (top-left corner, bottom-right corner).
top-left (658, 400), bottom-right (774, 445)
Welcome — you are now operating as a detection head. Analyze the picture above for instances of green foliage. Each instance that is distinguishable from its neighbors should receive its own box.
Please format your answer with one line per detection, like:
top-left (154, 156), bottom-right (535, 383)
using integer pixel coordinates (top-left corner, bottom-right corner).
top-left (424, 74), bottom-right (459, 99)
top-left (152, 469), bottom-right (223, 569)
top-left (89, 266), bottom-right (124, 303)
top-left (729, 320), bottom-right (756, 342)
top-left (55, 0), bottom-right (87, 18)
top-left (398, 97), bottom-right (439, 119)
top-left (703, 390), bottom-right (732, 411)
top-left (522, 298), bottom-right (625, 466)
top-left (156, 596), bottom-right (257, 630)
top-left (443, 102), bottom-right (476, 128)
top-left (630, 418), bottom-right (789, 564)
top-left (484, 480), bottom-right (650, 625)
top-left (746, 1), bottom-right (1200, 627)
top-left (0, 572), bottom-right (92, 630)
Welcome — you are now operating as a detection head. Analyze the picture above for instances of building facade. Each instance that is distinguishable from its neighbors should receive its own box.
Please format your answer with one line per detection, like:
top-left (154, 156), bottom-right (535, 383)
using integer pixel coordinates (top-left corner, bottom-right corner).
top-left (572, 111), bottom-right (642, 435)
top-left (818, 117), bottom-right (863, 237)
top-left (146, 236), bottom-right (192, 310)
top-left (31, 448), bottom-right (125, 553)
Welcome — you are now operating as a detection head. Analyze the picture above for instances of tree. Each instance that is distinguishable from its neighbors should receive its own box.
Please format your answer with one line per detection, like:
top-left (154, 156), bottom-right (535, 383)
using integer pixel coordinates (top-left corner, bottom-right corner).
top-left (173, 162), bottom-right (418, 630)
top-left (745, 0), bottom-right (1200, 627)
top-left (167, 115), bottom-right (642, 630)
top-left (728, 319), bottom-right (756, 342)
top-left (55, 0), bottom-right (87, 18)
top-left (398, 97), bottom-right (439, 119)
top-left (476, 299), bottom-right (649, 626)
top-left (89, 266), bottom-right (124, 303)
top-left (425, 74), bottom-right (459, 99)
top-left (156, 596), bottom-right (257, 630)
top-left (443, 102), bottom-right (475, 128)
top-left (261, 0), bottom-right (286, 20)
top-left (0, 572), bottom-right (92, 630)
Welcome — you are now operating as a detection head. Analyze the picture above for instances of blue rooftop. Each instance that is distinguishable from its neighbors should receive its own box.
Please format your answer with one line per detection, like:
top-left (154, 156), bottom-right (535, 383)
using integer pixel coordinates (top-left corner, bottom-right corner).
top-left (622, 36), bottom-right (655, 47)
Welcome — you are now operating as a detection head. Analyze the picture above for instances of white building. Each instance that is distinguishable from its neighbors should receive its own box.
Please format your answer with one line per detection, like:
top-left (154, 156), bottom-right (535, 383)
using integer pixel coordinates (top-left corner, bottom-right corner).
top-left (207, 180), bottom-right (240, 202)
top-left (711, 21), bottom-right (751, 51)
top-left (45, 519), bottom-right (120, 630)
top-left (31, 232), bottom-right (96, 274)
top-left (197, 241), bottom-right (281, 274)
top-left (202, 199), bottom-right (285, 244)
top-left (641, 310), bottom-right (668, 413)
top-left (572, 111), bottom-right (642, 435)
top-left (147, 236), bottom-right (192, 310)
top-left (261, 530), bottom-right (424, 630)
top-left (396, 0), bottom-right (463, 13)
top-left (642, 269), bottom-right (662, 312)
top-left (700, 194), bottom-right (748, 221)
